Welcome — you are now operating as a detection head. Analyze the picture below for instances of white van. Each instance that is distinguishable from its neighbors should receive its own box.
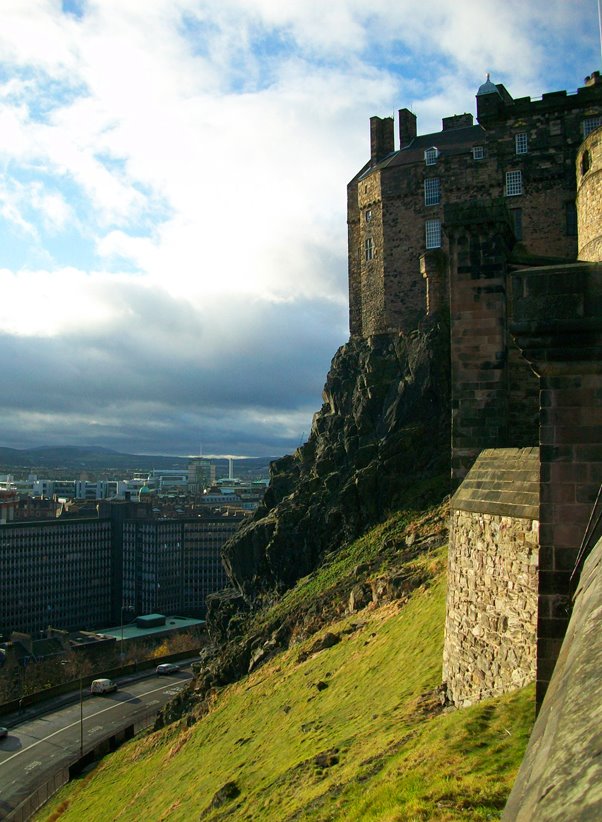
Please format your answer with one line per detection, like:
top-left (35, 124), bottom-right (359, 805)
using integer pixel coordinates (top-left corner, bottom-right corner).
top-left (90, 678), bottom-right (118, 694)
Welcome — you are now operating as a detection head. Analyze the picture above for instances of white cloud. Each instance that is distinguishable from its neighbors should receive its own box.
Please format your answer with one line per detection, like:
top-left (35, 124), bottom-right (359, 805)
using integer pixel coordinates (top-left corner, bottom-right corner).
top-left (0, 268), bottom-right (121, 336)
top-left (0, 0), bottom-right (595, 454)
top-left (0, 0), bottom-right (80, 73)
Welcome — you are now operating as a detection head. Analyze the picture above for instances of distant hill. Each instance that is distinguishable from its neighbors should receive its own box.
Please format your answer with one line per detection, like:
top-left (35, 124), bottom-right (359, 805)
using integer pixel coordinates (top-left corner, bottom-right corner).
top-left (0, 445), bottom-right (188, 472)
top-left (0, 446), bottom-right (275, 478)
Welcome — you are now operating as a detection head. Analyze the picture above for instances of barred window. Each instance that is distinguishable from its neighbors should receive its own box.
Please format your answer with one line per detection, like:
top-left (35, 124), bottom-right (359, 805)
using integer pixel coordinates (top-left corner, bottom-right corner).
top-left (364, 237), bottom-right (374, 261)
top-left (583, 116), bottom-right (602, 137)
top-left (511, 208), bottom-right (523, 241)
top-left (424, 177), bottom-right (441, 206)
top-left (425, 219), bottom-right (441, 249)
top-left (515, 133), bottom-right (528, 154)
top-left (424, 147), bottom-right (438, 165)
top-left (565, 202), bottom-right (577, 236)
top-left (505, 170), bottom-right (523, 196)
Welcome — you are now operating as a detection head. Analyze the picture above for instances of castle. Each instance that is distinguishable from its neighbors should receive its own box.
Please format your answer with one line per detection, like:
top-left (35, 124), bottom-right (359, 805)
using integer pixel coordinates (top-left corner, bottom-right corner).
top-left (348, 72), bottom-right (602, 707)
top-left (348, 71), bottom-right (602, 338)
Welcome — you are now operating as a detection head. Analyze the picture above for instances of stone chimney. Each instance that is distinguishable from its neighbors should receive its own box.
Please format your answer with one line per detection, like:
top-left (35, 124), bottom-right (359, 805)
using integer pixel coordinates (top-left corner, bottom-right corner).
top-left (370, 116), bottom-right (394, 164)
top-left (398, 108), bottom-right (417, 148)
top-left (442, 113), bottom-right (473, 131)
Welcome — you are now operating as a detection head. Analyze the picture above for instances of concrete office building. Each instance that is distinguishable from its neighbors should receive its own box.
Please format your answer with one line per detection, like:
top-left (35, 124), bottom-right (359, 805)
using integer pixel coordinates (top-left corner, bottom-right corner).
top-left (0, 504), bottom-right (244, 637)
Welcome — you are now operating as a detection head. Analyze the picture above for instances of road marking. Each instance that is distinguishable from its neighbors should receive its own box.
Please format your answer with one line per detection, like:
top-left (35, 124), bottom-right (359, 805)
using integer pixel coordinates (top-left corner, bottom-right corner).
top-left (87, 725), bottom-right (103, 735)
top-left (0, 675), bottom-right (191, 767)
top-left (24, 761), bottom-right (42, 773)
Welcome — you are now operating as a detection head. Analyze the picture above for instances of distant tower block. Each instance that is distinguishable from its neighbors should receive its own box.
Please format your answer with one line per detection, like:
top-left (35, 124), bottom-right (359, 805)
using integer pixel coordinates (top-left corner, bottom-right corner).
top-left (228, 458), bottom-right (234, 480)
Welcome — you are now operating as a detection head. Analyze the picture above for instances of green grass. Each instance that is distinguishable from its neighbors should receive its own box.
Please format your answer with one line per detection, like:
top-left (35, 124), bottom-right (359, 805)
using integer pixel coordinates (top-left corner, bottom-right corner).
top-left (251, 498), bottom-right (448, 638)
top-left (38, 513), bottom-right (534, 822)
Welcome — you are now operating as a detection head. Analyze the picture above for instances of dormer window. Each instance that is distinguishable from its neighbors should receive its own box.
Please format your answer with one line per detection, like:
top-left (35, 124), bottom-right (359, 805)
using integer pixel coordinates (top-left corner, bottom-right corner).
top-left (424, 147), bottom-right (439, 166)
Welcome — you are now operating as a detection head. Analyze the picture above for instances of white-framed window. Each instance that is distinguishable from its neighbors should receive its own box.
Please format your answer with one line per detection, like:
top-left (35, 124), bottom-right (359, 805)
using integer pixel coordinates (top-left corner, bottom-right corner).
top-left (364, 237), bottom-right (374, 261)
top-left (515, 133), bottom-right (528, 154)
top-left (472, 146), bottom-right (484, 160)
top-left (365, 209), bottom-right (373, 222)
top-left (505, 170), bottom-right (523, 196)
top-left (424, 177), bottom-right (441, 206)
top-left (424, 147), bottom-right (439, 165)
top-left (425, 219), bottom-right (441, 249)
top-left (583, 116), bottom-right (602, 137)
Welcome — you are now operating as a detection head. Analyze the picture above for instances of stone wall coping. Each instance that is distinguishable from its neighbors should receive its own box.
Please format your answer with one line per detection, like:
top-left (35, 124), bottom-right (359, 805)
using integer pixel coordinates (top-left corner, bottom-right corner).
top-left (452, 447), bottom-right (540, 519)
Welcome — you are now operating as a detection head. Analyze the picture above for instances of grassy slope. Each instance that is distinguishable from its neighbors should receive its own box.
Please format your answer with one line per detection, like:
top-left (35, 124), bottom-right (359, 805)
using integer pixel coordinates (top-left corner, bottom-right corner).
top-left (39, 508), bottom-right (534, 822)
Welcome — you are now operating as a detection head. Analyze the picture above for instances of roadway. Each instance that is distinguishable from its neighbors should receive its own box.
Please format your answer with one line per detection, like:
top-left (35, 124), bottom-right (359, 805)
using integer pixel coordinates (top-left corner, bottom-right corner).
top-left (0, 666), bottom-right (193, 819)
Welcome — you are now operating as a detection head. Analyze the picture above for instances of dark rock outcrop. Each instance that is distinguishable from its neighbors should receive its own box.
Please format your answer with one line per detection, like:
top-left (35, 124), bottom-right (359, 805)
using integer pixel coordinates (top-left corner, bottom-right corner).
top-left (210, 780), bottom-right (240, 808)
top-left (205, 588), bottom-right (250, 645)
top-left (221, 325), bottom-right (450, 606)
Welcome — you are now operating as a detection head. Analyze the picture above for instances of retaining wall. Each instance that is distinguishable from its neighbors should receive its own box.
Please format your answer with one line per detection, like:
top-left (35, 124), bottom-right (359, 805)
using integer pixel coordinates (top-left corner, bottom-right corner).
top-left (443, 447), bottom-right (539, 706)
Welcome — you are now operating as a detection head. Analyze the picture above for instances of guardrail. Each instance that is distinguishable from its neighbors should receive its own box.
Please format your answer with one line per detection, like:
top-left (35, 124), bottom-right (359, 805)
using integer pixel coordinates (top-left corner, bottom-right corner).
top-left (0, 648), bottom-right (196, 719)
top-left (6, 706), bottom-right (159, 821)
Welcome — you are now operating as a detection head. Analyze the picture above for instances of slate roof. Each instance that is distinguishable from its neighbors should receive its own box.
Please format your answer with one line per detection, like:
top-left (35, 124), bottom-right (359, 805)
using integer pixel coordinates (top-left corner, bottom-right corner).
top-left (353, 123), bottom-right (488, 185)
top-left (372, 124), bottom-right (488, 172)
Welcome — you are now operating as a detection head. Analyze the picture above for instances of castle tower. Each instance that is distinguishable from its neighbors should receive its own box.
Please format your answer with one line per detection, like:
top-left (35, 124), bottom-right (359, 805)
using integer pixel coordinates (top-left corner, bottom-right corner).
top-left (577, 126), bottom-right (602, 262)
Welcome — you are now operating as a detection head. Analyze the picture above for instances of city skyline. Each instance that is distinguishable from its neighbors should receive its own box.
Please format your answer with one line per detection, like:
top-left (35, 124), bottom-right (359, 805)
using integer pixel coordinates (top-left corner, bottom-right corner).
top-left (0, 1), bottom-right (598, 457)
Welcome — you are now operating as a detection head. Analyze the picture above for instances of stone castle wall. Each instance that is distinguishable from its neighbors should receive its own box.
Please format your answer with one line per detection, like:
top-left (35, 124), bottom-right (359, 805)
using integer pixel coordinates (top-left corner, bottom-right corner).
top-left (348, 77), bottom-right (602, 711)
top-left (511, 261), bottom-right (602, 703)
top-left (577, 126), bottom-right (602, 262)
top-left (443, 448), bottom-right (539, 707)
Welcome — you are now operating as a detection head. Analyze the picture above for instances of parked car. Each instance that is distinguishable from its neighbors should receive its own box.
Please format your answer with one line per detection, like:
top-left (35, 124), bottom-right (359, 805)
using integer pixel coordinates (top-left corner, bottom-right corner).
top-left (156, 663), bottom-right (180, 675)
top-left (90, 678), bottom-right (118, 694)
top-left (0, 726), bottom-right (7, 739)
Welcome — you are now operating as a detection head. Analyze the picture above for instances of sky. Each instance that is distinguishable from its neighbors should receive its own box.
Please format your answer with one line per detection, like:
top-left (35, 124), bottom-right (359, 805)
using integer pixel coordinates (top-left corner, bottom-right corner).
top-left (0, 1), bottom-right (598, 458)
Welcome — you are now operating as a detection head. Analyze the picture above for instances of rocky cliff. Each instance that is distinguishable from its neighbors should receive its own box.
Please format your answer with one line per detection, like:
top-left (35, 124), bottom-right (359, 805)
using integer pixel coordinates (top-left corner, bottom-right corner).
top-left (219, 323), bottom-right (450, 611)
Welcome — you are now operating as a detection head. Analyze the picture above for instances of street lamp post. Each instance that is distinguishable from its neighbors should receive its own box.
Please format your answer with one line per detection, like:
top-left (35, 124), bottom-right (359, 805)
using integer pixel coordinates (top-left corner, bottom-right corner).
top-left (120, 605), bottom-right (134, 661)
top-left (79, 674), bottom-right (83, 758)
top-left (120, 607), bottom-right (124, 660)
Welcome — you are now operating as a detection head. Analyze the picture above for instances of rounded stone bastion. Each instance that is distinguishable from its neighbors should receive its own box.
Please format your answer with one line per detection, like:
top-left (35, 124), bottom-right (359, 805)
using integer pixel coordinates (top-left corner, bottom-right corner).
top-left (577, 125), bottom-right (602, 262)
